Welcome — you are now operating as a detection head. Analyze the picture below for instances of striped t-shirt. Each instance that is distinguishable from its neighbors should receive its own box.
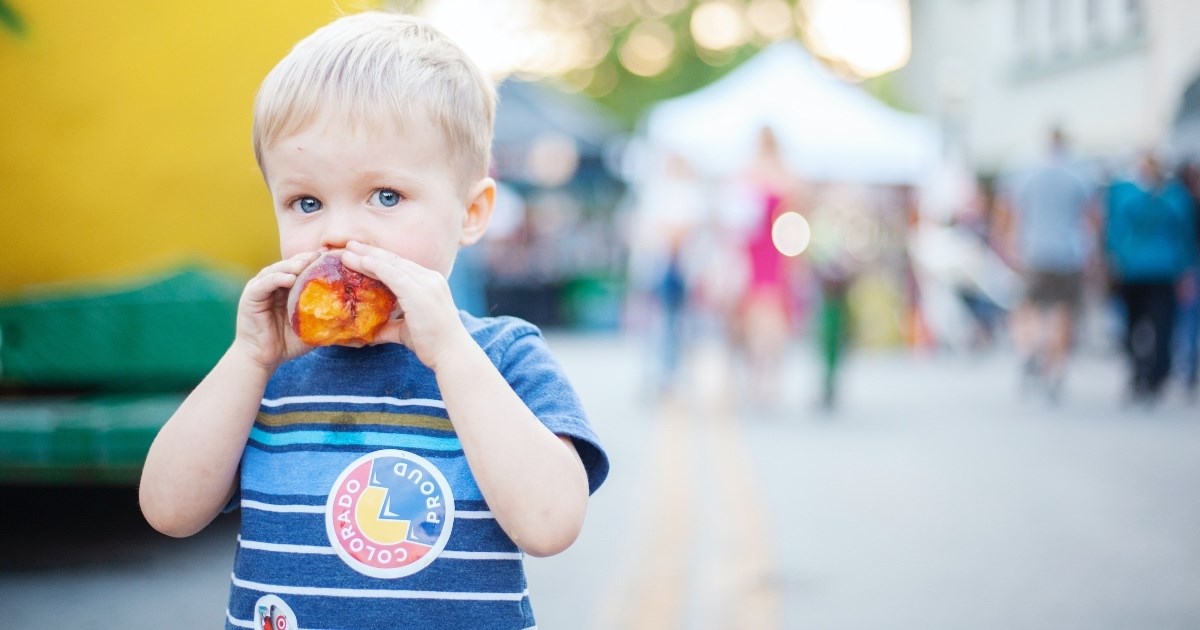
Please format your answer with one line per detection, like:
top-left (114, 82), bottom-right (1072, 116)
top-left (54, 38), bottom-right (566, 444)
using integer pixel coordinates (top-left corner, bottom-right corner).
top-left (224, 314), bottom-right (609, 630)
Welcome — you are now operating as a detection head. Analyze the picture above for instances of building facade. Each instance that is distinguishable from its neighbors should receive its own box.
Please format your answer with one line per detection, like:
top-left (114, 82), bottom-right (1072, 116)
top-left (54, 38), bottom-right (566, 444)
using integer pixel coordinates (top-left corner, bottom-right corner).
top-left (897, 0), bottom-right (1200, 173)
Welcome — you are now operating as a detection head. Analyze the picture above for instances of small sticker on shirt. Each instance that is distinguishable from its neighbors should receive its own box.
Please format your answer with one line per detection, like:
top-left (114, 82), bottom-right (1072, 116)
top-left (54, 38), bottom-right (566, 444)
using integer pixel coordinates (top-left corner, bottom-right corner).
top-left (326, 449), bottom-right (456, 578)
top-left (254, 594), bottom-right (297, 630)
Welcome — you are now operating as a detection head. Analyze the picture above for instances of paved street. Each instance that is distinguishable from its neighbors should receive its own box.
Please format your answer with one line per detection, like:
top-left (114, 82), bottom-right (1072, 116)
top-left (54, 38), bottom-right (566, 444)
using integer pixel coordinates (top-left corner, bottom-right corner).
top-left (531, 333), bottom-right (1200, 630)
top-left (2, 333), bottom-right (1198, 629)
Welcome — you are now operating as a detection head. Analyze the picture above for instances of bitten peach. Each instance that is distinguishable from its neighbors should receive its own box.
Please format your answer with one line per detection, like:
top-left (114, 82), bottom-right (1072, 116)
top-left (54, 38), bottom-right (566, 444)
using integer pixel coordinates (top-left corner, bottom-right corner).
top-left (287, 251), bottom-right (398, 346)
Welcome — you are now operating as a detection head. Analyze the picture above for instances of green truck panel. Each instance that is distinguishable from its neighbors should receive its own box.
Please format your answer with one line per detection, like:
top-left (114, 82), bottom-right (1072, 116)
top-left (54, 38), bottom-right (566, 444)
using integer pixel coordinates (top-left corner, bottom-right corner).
top-left (0, 267), bottom-right (242, 484)
top-left (0, 268), bottom-right (241, 391)
top-left (0, 393), bottom-right (186, 484)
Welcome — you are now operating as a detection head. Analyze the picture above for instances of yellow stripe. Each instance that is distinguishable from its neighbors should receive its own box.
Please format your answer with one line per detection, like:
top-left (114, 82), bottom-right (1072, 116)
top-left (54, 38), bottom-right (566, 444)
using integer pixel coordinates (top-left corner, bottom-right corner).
top-left (255, 411), bottom-right (454, 432)
top-left (589, 395), bottom-right (693, 630)
top-left (711, 403), bottom-right (780, 630)
top-left (590, 341), bottom-right (779, 629)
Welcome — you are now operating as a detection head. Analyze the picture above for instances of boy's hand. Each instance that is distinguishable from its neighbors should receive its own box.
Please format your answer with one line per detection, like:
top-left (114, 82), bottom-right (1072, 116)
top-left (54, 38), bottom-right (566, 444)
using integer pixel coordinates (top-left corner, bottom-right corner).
top-left (341, 241), bottom-right (474, 370)
top-left (232, 251), bottom-right (321, 371)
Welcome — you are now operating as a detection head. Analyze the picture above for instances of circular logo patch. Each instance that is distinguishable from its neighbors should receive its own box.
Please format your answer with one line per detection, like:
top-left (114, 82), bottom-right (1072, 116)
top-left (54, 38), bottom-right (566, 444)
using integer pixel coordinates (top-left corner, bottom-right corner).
top-left (325, 449), bottom-right (455, 578)
top-left (253, 595), bottom-right (297, 630)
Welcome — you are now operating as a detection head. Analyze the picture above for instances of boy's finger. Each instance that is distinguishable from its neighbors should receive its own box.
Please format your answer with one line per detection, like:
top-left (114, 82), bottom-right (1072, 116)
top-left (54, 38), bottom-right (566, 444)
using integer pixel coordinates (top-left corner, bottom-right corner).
top-left (338, 250), bottom-right (373, 277)
top-left (341, 249), bottom-right (397, 278)
top-left (255, 251), bottom-right (320, 279)
top-left (366, 320), bottom-right (406, 346)
top-left (279, 251), bottom-right (322, 273)
top-left (345, 241), bottom-right (394, 265)
top-left (346, 240), bottom-right (380, 256)
top-left (344, 251), bottom-right (415, 293)
top-left (345, 241), bottom-right (424, 270)
top-left (245, 271), bottom-right (299, 304)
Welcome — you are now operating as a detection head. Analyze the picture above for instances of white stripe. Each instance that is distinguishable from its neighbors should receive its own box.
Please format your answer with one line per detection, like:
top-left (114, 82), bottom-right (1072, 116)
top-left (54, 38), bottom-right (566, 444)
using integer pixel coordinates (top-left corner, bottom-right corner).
top-left (443, 549), bottom-right (524, 561)
top-left (239, 537), bottom-right (519, 560)
top-left (261, 395), bottom-right (446, 409)
top-left (226, 610), bottom-right (254, 628)
top-left (232, 574), bottom-right (528, 601)
top-left (242, 501), bottom-right (489, 519)
top-left (241, 499), bottom-right (325, 513)
top-left (239, 537), bottom-right (335, 555)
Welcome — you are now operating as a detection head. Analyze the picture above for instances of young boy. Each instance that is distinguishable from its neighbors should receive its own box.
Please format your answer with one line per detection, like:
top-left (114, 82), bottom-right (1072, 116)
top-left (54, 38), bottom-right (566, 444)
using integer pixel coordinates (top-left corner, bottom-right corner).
top-left (138, 11), bottom-right (609, 629)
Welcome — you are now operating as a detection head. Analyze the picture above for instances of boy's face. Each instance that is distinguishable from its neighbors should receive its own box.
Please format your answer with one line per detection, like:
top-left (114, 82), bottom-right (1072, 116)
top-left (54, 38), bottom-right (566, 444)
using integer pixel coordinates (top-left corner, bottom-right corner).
top-left (261, 112), bottom-right (491, 276)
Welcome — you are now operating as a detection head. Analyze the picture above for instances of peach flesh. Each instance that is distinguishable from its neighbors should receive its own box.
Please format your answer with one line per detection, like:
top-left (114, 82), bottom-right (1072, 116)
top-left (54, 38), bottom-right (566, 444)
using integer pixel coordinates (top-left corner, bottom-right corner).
top-left (287, 252), bottom-right (398, 346)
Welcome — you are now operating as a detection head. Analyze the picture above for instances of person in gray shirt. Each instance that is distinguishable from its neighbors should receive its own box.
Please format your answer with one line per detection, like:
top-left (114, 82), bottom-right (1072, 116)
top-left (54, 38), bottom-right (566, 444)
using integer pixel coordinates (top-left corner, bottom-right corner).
top-left (999, 128), bottom-right (1098, 401)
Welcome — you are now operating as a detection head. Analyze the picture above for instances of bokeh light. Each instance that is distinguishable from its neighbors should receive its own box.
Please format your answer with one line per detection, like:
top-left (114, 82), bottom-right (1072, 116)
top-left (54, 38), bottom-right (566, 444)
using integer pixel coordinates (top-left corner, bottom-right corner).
top-left (646, 0), bottom-right (690, 17)
top-left (418, 0), bottom-right (914, 118)
top-left (421, 0), bottom-right (539, 79)
top-left (526, 132), bottom-right (580, 188)
top-left (619, 19), bottom-right (676, 77)
top-left (771, 211), bottom-right (812, 257)
top-left (746, 0), bottom-right (795, 41)
top-left (802, 0), bottom-right (911, 77)
top-left (691, 0), bottom-right (750, 52)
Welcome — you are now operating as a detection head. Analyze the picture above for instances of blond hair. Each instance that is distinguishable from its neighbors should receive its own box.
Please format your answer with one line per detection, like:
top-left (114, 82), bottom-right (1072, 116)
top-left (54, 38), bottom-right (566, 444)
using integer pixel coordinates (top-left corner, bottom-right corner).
top-left (252, 11), bottom-right (495, 189)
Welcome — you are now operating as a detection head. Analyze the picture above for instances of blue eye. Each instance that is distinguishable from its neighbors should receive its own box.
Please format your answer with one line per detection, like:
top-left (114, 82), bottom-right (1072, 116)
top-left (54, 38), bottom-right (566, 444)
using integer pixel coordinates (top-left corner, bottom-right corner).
top-left (293, 197), bottom-right (322, 214)
top-left (373, 189), bottom-right (402, 207)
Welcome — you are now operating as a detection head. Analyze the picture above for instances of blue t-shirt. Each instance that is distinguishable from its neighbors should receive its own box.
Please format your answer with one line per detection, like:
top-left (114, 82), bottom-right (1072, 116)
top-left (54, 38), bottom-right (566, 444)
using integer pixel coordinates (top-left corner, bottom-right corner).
top-left (224, 314), bottom-right (609, 630)
top-left (1105, 178), bottom-right (1198, 282)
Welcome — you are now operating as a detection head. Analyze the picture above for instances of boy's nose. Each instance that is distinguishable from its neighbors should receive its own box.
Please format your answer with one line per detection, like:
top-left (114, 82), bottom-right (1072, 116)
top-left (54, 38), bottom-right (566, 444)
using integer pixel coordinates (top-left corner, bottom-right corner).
top-left (320, 208), bottom-right (362, 250)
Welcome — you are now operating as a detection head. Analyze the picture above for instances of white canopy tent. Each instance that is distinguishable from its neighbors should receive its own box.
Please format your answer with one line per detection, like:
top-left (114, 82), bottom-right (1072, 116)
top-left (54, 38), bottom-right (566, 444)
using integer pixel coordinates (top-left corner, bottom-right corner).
top-left (639, 40), bottom-right (940, 185)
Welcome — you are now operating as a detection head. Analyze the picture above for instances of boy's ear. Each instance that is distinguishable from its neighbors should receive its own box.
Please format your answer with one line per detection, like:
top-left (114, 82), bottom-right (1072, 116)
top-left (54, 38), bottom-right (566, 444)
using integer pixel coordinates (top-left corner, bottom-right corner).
top-left (460, 177), bottom-right (495, 246)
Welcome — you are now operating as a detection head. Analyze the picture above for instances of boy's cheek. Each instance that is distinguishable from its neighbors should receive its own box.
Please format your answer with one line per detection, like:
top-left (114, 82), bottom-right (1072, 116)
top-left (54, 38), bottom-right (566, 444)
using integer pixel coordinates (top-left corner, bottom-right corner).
top-left (277, 231), bottom-right (318, 260)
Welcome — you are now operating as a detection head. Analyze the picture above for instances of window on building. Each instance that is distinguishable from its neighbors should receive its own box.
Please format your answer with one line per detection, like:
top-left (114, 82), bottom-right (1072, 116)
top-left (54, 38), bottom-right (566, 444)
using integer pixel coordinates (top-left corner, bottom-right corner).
top-left (1013, 0), bottom-right (1143, 76)
top-left (1013, 0), bottom-right (1031, 61)
top-left (1085, 0), bottom-right (1103, 44)
top-left (1048, 0), bottom-right (1065, 56)
top-left (1125, 0), bottom-right (1144, 34)
top-left (1014, 0), bottom-right (1028, 39)
top-left (1085, 0), bottom-right (1100, 26)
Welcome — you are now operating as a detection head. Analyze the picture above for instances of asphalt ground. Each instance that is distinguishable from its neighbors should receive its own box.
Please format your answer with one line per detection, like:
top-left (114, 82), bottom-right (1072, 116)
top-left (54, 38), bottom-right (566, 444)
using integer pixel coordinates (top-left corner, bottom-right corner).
top-left (528, 333), bottom-right (1200, 630)
top-left (2, 332), bottom-right (1198, 629)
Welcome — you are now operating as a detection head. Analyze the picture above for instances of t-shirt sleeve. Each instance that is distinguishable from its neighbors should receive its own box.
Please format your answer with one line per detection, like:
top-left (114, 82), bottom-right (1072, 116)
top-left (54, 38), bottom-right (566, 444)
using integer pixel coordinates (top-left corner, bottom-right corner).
top-left (495, 328), bottom-right (610, 495)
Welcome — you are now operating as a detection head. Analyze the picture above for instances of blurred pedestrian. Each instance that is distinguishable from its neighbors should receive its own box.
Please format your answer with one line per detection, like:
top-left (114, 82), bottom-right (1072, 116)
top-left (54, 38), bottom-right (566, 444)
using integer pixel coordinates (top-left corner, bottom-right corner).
top-left (656, 232), bottom-right (689, 391)
top-left (814, 260), bottom-right (853, 409)
top-left (1175, 161), bottom-right (1200, 400)
top-left (1105, 153), bottom-right (1198, 403)
top-left (803, 192), bottom-right (867, 409)
top-left (627, 153), bottom-right (704, 395)
top-left (731, 126), bottom-right (802, 410)
top-left (998, 127), bottom-right (1098, 401)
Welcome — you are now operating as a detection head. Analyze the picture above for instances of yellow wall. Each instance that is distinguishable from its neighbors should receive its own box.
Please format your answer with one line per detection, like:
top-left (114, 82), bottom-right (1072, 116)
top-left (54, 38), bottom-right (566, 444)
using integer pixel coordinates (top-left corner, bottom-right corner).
top-left (0, 1), bottom-right (375, 293)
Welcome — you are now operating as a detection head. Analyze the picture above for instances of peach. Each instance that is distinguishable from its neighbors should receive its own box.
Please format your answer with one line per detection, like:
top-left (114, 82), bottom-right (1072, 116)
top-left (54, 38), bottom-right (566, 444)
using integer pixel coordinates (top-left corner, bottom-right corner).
top-left (287, 251), bottom-right (399, 346)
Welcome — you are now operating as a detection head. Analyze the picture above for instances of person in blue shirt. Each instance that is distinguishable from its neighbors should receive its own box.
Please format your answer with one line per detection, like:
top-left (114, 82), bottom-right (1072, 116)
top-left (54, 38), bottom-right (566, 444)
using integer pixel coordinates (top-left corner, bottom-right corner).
top-left (138, 12), bottom-right (609, 629)
top-left (1175, 161), bottom-right (1200, 399)
top-left (1105, 152), bottom-right (1198, 403)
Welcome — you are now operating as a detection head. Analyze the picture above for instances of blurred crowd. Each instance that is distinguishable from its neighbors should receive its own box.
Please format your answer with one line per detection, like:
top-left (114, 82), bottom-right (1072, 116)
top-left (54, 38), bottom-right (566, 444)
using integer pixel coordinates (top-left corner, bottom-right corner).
top-left (623, 126), bottom-right (1200, 411)
top-left (626, 126), bottom-right (909, 410)
top-left (998, 131), bottom-right (1200, 408)
top-left (994, 130), bottom-right (1199, 407)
